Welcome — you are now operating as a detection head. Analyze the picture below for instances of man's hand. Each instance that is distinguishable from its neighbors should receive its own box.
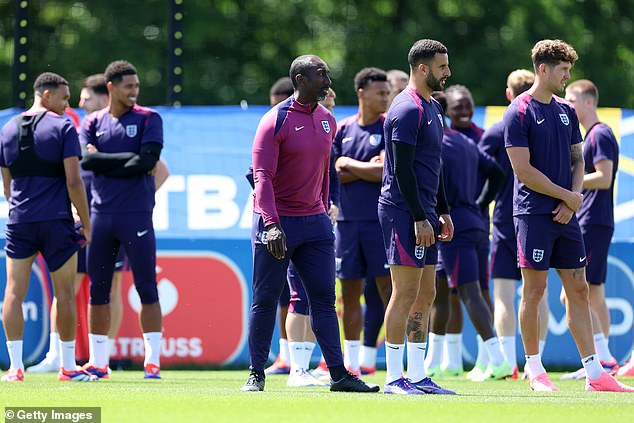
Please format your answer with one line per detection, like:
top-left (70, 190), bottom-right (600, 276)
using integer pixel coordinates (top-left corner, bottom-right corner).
top-left (79, 225), bottom-right (92, 246)
top-left (563, 191), bottom-right (583, 212)
top-left (414, 219), bottom-right (435, 247)
top-left (86, 144), bottom-right (98, 153)
top-left (265, 223), bottom-right (287, 260)
top-left (552, 202), bottom-right (574, 224)
top-left (369, 155), bottom-right (382, 164)
top-left (438, 214), bottom-right (454, 242)
top-left (328, 203), bottom-right (339, 225)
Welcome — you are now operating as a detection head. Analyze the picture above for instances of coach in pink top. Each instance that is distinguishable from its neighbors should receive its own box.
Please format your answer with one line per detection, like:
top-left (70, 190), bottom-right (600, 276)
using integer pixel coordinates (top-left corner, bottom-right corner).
top-left (242, 55), bottom-right (379, 394)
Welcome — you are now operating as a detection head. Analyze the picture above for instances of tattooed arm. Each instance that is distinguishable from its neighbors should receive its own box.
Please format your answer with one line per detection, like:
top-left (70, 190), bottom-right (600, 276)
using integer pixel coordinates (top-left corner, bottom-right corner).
top-left (570, 142), bottom-right (585, 194)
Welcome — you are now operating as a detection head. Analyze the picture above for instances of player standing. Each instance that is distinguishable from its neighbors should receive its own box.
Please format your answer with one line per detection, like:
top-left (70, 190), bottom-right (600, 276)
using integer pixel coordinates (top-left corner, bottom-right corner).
top-left (505, 39), bottom-right (633, 392)
top-left (1, 72), bottom-right (95, 382)
top-left (242, 55), bottom-right (378, 393)
top-left (80, 61), bottom-right (164, 379)
top-left (379, 39), bottom-right (455, 395)
top-left (560, 79), bottom-right (620, 379)
top-left (480, 70), bottom-right (550, 379)
top-left (333, 67), bottom-right (391, 376)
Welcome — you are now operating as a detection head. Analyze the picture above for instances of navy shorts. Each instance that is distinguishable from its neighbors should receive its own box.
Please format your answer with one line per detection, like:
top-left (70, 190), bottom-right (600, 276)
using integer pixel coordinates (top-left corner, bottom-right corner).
top-left (5, 220), bottom-right (82, 272)
top-left (439, 229), bottom-right (487, 288)
top-left (514, 214), bottom-right (586, 271)
top-left (335, 220), bottom-right (389, 279)
top-left (581, 224), bottom-right (613, 285)
top-left (490, 222), bottom-right (522, 280)
top-left (378, 202), bottom-right (438, 268)
top-left (88, 212), bottom-right (157, 305)
top-left (477, 235), bottom-right (490, 290)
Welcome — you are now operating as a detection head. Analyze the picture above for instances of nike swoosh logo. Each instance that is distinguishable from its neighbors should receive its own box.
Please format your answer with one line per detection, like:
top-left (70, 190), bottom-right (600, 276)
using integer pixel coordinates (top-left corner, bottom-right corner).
top-left (96, 131), bottom-right (106, 137)
top-left (387, 345), bottom-right (399, 350)
top-left (537, 119), bottom-right (545, 125)
top-left (295, 126), bottom-right (304, 131)
top-left (580, 256), bottom-right (586, 262)
top-left (342, 137), bottom-right (353, 143)
top-left (137, 230), bottom-right (149, 237)
top-left (417, 347), bottom-right (426, 350)
top-left (20, 146), bottom-right (29, 151)
top-left (427, 120), bottom-right (433, 125)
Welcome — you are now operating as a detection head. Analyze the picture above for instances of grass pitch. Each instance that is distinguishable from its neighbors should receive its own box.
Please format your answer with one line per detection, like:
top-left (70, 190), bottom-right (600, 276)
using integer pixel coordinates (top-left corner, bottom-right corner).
top-left (1, 370), bottom-right (633, 423)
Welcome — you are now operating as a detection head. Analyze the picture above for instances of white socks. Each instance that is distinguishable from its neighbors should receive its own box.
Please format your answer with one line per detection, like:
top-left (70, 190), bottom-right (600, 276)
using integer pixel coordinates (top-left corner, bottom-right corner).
top-left (499, 336), bottom-right (517, 368)
top-left (385, 342), bottom-right (404, 384)
top-left (88, 334), bottom-right (109, 368)
top-left (288, 341), bottom-right (316, 372)
top-left (483, 337), bottom-right (505, 367)
top-left (475, 335), bottom-right (489, 366)
top-left (288, 341), bottom-right (304, 372)
top-left (359, 346), bottom-right (377, 369)
top-left (343, 340), bottom-right (361, 372)
top-left (424, 333), bottom-right (444, 371)
top-left (7, 340), bottom-right (24, 371)
top-left (303, 342), bottom-right (316, 370)
top-left (279, 338), bottom-right (290, 363)
top-left (48, 332), bottom-right (61, 361)
top-left (443, 333), bottom-right (462, 370)
top-left (143, 332), bottom-right (162, 367)
top-left (593, 333), bottom-right (615, 363)
top-left (406, 341), bottom-right (427, 382)
top-left (525, 353), bottom-right (546, 378)
top-left (582, 354), bottom-right (604, 380)
top-left (60, 340), bottom-right (77, 372)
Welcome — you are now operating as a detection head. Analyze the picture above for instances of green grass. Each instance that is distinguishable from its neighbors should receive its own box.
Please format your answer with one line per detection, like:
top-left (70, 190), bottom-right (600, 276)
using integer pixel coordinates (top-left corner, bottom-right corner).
top-left (1, 371), bottom-right (634, 423)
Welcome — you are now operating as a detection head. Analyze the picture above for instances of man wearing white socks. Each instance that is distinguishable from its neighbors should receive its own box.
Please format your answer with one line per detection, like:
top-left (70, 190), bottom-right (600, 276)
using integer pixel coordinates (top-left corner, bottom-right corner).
top-left (0, 72), bottom-right (95, 382)
top-left (559, 79), bottom-right (620, 379)
top-left (79, 61), bottom-right (164, 380)
top-left (505, 40), bottom-right (633, 392)
top-left (378, 39), bottom-right (455, 395)
top-left (480, 69), bottom-right (551, 379)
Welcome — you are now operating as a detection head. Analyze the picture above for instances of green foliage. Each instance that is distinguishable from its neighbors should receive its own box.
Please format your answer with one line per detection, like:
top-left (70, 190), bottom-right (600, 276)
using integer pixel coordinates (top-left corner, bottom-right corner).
top-left (1, 0), bottom-right (634, 108)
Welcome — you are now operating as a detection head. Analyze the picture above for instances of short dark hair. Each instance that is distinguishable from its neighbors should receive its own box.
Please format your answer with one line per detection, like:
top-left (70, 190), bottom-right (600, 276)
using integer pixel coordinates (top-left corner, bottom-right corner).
top-left (289, 55), bottom-right (320, 89)
top-left (567, 79), bottom-right (599, 106)
top-left (82, 74), bottom-right (108, 96)
top-left (354, 67), bottom-right (388, 91)
top-left (408, 39), bottom-right (448, 68)
top-left (431, 91), bottom-right (447, 114)
top-left (33, 72), bottom-right (68, 94)
top-left (531, 39), bottom-right (578, 69)
top-left (270, 77), bottom-right (294, 97)
top-left (104, 60), bottom-right (138, 83)
top-left (445, 84), bottom-right (474, 105)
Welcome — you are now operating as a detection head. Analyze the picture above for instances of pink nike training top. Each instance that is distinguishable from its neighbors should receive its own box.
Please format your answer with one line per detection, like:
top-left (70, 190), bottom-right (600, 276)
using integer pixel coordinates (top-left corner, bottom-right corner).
top-left (252, 96), bottom-right (337, 226)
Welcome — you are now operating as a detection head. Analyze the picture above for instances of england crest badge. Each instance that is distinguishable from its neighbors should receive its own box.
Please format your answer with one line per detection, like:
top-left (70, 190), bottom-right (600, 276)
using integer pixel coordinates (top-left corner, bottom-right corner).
top-left (126, 125), bottom-right (138, 137)
top-left (369, 134), bottom-right (382, 147)
top-left (321, 120), bottom-right (331, 134)
top-left (532, 249), bottom-right (544, 263)
top-left (559, 114), bottom-right (569, 126)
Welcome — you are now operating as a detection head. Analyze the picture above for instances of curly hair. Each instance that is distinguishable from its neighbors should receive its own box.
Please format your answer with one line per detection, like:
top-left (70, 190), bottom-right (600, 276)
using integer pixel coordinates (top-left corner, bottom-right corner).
top-left (104, 60), bottom-right (138, 83)
top-left (354, 67), bottom-right (387, 91)
top-left (531, 39), bottom-right (578, 69)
